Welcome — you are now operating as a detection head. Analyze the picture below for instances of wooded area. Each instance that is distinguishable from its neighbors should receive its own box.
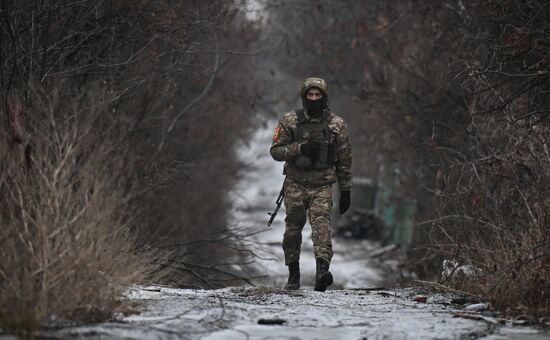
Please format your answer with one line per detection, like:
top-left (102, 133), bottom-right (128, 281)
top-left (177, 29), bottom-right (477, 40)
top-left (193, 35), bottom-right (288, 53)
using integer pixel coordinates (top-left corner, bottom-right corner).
top-left (1, 0), bottom-right (549, 330)
top-left (259, 0), bottom-right (550, 313)
top-left (0, 0), bottom-right (261, 328)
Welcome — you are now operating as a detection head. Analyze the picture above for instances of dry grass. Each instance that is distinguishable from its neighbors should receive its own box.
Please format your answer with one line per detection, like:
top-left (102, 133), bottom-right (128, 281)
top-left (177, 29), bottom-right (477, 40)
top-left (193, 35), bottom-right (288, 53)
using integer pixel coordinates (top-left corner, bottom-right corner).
top-left (429, 165), bottom-right (550, 313)
top-left (0, 84), bottom-right (156, 329)
top-left (416, 90), bottom-right (550, 313)
top-left (0, 0), bottom-right (260, 331)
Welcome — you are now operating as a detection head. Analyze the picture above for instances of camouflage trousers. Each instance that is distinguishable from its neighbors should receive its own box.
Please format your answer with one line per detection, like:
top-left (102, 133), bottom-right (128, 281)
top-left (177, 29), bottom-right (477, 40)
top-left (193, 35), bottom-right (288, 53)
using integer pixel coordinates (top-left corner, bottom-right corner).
top-left (282, 177), bottom-right (333, 265)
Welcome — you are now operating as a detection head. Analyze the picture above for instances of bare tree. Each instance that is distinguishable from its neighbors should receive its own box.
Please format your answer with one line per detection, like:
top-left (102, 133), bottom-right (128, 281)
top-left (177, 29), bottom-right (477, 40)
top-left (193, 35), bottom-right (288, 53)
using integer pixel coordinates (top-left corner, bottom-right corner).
top-left (257, 0), bottom-right (550, 311)
top-left (0, 0), bottom-right (263, 327)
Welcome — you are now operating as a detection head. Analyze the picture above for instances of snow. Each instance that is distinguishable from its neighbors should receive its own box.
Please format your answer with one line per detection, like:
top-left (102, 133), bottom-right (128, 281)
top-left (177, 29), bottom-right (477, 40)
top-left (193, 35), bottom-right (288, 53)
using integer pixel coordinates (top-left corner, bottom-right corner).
top-left (41, 286), bottom-right (497, 339)
top-left (202, 325), bottom-right (366, 340)
top-left (485, 327), bottom-right (550, 340)
top-left (33, 120), bottom-right (550, 339)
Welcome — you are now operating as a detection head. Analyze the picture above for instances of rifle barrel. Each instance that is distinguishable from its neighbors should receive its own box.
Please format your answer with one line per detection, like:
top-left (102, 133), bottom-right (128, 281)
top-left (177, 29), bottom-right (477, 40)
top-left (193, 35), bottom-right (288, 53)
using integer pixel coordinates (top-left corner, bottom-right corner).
top-left (267, 186), bottom-right (284, 227)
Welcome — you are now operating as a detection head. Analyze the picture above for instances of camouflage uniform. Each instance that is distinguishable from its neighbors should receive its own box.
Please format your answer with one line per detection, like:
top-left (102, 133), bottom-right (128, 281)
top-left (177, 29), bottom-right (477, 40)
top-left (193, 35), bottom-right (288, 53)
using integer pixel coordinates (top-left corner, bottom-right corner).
top-left (282, 177), bottom-right (334, 264)
top-left (270, 79), bottom-right (352, 266)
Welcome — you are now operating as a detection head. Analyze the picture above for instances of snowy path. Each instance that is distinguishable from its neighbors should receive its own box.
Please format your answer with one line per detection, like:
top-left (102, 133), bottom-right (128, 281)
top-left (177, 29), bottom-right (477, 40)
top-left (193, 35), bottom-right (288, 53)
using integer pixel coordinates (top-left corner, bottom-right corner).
top-left (45, 285), bottom-right (547, 340)
top-left (35, 122), bottom-right (549, 339)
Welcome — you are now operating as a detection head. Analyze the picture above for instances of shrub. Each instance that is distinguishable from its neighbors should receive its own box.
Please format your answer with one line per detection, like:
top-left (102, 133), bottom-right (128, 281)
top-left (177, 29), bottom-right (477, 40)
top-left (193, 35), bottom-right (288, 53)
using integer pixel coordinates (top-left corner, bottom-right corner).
top-left (0, 85), bottom-right (155, 329)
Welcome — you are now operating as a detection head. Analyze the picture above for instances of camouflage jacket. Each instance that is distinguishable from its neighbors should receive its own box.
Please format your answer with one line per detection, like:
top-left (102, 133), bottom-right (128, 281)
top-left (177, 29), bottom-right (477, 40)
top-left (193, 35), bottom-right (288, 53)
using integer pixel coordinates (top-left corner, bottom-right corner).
top-left (270, 110), bottom-right (352, 191)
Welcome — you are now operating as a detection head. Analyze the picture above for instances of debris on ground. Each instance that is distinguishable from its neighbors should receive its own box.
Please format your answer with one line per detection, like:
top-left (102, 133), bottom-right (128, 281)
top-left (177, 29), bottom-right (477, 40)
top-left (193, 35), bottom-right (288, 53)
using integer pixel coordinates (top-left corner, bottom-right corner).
top-left (333, 208), bottom-right (385, 240)
top-left (465, 303), bottom-right (490, 312)
top-left (441, 259), bottom-right (479, 283)
top-left (453, 312), bottom-right (504, 325)
top-left (257, 318), bottom-right (286, 325)
top-left (377, 291), bottom-right (398, 298)
top-left (414, 295), bottom-right (428, 303)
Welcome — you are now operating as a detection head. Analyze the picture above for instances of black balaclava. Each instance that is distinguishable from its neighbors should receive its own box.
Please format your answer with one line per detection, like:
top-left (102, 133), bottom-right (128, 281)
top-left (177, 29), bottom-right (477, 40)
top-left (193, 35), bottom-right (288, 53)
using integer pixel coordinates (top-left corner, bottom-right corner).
top-left (302, 87), bottom-right (327, 118)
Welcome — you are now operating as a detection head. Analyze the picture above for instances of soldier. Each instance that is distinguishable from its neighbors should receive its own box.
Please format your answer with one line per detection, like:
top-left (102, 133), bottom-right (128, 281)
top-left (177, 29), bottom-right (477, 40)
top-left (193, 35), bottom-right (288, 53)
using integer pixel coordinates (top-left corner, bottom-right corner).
top-left (270, 77), bottom-right (352, 292)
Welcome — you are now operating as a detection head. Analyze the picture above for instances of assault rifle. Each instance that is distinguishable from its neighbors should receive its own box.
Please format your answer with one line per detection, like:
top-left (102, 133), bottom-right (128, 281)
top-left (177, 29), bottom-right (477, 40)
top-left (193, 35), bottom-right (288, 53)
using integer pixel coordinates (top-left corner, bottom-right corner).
top-left (267, 185), bottom-right (284, 227)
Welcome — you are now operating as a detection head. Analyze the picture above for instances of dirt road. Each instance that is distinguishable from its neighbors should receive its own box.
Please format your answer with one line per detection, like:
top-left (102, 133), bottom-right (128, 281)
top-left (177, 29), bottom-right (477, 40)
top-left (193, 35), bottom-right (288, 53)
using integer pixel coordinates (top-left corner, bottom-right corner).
top-left (40, 284), bottom-right (547, 340)
top-left (32, 124), bottom-right (550, 340)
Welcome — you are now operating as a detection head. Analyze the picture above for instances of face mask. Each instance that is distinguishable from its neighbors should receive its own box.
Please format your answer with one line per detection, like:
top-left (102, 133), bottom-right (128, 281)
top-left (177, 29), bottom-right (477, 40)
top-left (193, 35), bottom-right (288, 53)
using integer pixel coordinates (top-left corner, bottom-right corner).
top-left (305, 98), bottom-right (325, 116)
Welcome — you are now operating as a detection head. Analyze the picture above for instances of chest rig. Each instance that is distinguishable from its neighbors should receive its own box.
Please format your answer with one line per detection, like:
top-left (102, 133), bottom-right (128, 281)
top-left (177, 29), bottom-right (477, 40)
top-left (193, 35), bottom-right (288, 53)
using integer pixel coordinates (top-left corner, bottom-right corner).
top-left (294, 109), bottom-right (337, 170)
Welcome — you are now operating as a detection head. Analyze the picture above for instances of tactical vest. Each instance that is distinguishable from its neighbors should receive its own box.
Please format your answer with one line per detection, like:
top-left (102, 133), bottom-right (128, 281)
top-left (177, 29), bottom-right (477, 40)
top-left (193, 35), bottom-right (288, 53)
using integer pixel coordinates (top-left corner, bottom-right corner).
top-left (293, 109), bottom-right (337, 170)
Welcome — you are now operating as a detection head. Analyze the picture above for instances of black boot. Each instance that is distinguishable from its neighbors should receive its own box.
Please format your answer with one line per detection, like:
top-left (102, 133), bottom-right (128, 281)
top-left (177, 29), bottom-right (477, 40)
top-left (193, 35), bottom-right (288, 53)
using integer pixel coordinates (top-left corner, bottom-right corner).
top-left (314, 258), bottom-right (333, 292)
top-left (285, 261), bottom-right (300, 290)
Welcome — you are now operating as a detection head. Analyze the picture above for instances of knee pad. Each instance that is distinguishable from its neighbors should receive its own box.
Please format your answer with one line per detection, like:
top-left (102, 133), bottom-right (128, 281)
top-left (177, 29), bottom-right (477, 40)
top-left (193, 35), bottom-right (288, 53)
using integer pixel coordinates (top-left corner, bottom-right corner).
top-left (285, 205), bottom-right (307, 226)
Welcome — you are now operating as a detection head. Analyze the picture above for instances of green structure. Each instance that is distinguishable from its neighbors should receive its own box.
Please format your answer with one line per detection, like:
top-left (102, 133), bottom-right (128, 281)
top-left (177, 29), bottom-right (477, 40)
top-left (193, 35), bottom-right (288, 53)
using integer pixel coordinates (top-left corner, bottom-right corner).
top-left (351, 172), bottom-right (416, 247)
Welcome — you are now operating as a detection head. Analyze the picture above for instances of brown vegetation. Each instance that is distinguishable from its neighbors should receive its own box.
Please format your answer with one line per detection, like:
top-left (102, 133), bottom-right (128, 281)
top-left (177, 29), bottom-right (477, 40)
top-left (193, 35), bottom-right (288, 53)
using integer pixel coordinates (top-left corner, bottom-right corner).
top-left (2, 0), bottom-right (548, 328)
top-left (262, 0), bottom-right (550, 312)
top-left (420, 0), bottom-right (550, 313)
top-left (1, 0), bottom-right (260, 328)
top-left (0, 84), bottom-right (153, 329)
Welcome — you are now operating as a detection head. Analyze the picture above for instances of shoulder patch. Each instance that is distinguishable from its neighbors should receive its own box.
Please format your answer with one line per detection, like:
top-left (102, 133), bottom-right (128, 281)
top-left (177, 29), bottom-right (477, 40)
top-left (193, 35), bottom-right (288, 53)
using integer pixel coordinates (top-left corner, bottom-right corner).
top-left (272, 127), bottom-right (281, 141)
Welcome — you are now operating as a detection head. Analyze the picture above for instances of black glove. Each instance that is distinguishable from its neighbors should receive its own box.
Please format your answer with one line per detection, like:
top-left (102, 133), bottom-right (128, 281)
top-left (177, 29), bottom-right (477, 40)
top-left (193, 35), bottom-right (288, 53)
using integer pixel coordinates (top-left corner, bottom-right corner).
top-left (339, 191), bottom-right (351, 215)
top-left (300, 141), bottom-right (321, 161)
